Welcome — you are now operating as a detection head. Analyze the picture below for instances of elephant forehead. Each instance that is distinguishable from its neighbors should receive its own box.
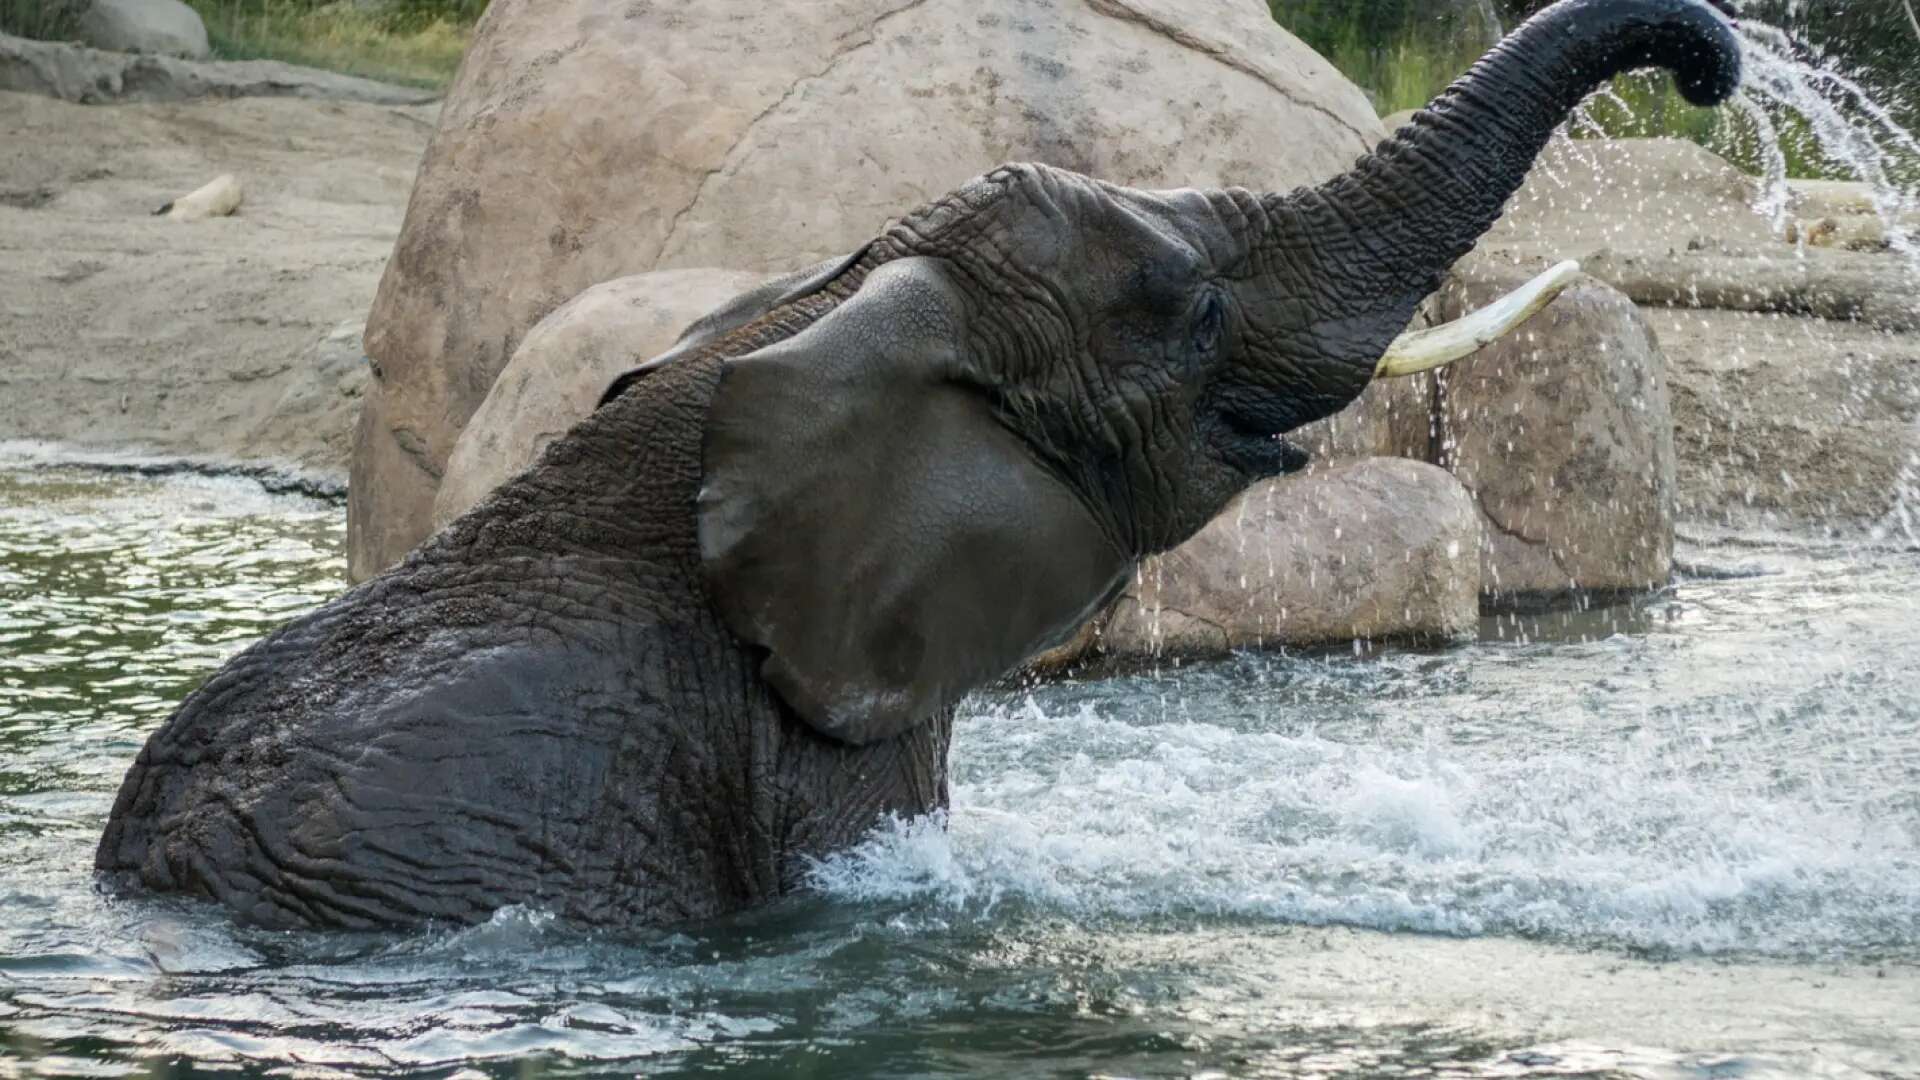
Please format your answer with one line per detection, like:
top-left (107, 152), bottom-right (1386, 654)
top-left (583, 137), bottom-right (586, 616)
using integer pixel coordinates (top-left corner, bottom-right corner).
top-left (910, 166), bottom-right (1200, 286)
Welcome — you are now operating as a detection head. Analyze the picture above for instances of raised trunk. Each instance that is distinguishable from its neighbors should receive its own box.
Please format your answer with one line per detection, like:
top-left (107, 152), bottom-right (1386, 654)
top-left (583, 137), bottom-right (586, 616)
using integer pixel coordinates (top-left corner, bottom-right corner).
top-left (1253, 0), bottom-right (1740, 410)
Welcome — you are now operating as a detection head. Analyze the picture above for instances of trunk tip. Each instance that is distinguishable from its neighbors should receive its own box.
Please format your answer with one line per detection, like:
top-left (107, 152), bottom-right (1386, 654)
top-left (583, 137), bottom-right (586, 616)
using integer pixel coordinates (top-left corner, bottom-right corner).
top-left (1666, 0), bottom-right (1744, 107)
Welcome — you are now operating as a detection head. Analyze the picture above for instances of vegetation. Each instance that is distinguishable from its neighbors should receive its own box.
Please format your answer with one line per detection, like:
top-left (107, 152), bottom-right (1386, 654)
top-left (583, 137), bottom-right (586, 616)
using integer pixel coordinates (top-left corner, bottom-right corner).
top-left (181, 0), bottom-right (478, 87)
top-left (1268, 0), bottom-right (1918, 181)
top-left (0, 0), bottom-right (485, 88)
top-left (1268, 0), bottom-right (1499, 113)
top-left (0, 0), bottom-right (86, 41)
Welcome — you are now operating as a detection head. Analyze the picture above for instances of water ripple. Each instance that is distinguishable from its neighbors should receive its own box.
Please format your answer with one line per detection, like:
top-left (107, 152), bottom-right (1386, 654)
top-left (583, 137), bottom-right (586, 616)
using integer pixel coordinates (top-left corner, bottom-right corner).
top-left (3, 463), bottom-right (1917, 1077)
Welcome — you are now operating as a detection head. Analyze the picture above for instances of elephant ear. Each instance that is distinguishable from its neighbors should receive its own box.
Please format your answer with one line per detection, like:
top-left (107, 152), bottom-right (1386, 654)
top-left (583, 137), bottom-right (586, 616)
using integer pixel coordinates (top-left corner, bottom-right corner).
top-left (700, 257), bottom-right (1130, 745)
top-left (599, 251), bottom-right (867, 406)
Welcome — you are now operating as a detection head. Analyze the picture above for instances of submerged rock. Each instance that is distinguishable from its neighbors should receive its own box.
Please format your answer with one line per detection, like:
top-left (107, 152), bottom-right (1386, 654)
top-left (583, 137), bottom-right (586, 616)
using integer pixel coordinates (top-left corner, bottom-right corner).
top-left (1062, 458), bottom-right (1482, 663)
top-left (350, 0), bottom-right (1387, 580)
top-left (433, 268), bottom-right (771, 529)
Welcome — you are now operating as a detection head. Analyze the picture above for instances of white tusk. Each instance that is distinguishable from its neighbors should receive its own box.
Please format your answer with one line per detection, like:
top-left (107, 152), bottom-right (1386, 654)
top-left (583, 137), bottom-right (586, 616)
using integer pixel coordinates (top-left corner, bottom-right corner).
top-left (1374, 260), bottom-right (1583, 378)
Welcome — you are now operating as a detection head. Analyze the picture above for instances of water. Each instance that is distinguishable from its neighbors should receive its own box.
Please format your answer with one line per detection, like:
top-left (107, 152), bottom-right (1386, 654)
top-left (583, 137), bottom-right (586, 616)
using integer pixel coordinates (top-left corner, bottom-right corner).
top-left (1733, 20), bottom-right (1920, 270)
top-left (2, 462), bottom-right (1917, 1077)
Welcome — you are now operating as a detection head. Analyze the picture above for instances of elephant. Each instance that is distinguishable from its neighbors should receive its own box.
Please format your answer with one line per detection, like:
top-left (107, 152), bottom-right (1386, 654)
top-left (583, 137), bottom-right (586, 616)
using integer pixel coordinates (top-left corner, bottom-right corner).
top-left (95, 0), bottom-right (1741, 929)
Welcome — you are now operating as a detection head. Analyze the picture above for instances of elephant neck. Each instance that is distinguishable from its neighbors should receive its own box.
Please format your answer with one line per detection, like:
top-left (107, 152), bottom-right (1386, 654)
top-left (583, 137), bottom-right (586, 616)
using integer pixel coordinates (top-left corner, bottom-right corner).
top-left (425, 348), bottom-right (954, 889)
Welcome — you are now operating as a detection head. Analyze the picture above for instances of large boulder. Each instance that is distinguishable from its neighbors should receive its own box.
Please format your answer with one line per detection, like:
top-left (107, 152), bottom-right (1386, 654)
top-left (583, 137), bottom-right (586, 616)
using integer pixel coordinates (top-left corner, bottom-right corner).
top-left (1084, 458), bottom-right (1483, 660)
top-left (78, 0), bottom-right (210, 60)
top-left (1647, 306), bottom-right (1920, 529)
top-left (433, 268), bottom-right (771, 528)
top-left (1430, 273), bottom-right (1676, 607)
top-left (350, 0), bottom-right (1387, 580)
top-left (1472, 136), bottom-right (1777, 269)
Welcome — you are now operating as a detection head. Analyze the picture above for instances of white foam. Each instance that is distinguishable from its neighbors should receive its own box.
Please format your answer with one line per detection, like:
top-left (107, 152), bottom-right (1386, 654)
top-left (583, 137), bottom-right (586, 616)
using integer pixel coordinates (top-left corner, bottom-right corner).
top-left (809, 689), bottom-right (1920, 957)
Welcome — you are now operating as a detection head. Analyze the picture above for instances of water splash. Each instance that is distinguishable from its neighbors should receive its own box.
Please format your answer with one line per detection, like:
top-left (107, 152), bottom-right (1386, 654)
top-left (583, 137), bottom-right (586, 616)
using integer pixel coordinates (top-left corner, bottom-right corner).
top-left (1564, 10), bottom-right (1920, 540)
top-left (1731, 17), bottom-right (1920, 268)
top-left (1722, 18), bottom-right (1920, 536)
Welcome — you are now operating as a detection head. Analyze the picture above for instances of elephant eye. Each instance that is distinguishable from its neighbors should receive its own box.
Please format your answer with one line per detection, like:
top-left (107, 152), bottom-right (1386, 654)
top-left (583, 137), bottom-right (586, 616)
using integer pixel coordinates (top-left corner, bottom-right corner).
top-left (1191, 292), bottom-right (1225, 355)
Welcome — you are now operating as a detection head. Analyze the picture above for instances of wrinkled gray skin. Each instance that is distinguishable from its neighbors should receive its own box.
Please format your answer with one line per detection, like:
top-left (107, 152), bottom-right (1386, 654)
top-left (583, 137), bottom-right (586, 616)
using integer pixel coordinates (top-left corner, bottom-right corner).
top-left (97, 0), bottom-right (1740, 929)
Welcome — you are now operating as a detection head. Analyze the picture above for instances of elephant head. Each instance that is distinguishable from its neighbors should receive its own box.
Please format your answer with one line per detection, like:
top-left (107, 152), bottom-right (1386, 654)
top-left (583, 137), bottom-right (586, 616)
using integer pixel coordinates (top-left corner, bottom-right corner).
top-left (606, 0), bottom-right (1742, 745)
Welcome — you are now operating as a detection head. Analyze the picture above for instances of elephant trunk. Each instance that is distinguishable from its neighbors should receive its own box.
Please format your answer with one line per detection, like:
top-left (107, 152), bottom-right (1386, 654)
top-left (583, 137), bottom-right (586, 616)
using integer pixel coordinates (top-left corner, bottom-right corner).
top-left (1237, 0), bottom-right (1741, 425)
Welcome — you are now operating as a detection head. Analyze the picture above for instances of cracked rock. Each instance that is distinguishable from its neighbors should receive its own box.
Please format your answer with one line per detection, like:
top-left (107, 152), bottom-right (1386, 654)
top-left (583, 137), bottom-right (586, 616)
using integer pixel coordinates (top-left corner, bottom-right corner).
top-left (1432, 273), bottom-right (1676, 609)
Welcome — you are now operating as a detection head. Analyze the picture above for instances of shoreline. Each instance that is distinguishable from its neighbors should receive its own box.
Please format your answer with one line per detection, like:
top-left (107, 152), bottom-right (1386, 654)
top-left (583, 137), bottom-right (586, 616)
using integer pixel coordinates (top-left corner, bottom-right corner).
top-left (0, 440), bottom-right (346, 501)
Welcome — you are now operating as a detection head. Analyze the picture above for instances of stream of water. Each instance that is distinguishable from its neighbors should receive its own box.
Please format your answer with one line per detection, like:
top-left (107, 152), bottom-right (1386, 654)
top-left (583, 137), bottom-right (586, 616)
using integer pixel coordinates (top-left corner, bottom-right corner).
top-left (1, 461), bottom-right (1916, 1077)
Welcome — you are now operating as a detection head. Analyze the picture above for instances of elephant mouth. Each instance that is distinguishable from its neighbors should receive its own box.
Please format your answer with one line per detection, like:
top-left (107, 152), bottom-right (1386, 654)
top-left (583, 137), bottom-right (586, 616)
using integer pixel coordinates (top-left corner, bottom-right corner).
top-left (1211, 409), bottom-right (1312, 479)
top-left (1205, 261), bottom-right (1587, 481)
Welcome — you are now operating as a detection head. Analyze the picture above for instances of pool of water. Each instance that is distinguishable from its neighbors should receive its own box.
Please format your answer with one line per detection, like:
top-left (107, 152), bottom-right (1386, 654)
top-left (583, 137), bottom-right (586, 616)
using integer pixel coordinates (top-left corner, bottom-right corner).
top-left (2, 460), bottom-right (1917, 1078)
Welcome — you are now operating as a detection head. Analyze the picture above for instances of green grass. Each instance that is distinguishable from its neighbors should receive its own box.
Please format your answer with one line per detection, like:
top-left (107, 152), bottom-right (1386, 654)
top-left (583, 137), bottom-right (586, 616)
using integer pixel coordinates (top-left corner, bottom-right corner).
top-left (1269, 2), bottom-right (1898, 181)
top-left (0, 0), bottom-right (87, 40)
top-left (1572, 73), bottom-right (1874, 183)
top-left (182, 0), bottom-right (478, 88)
top-left (0, 0), bottom-right (483, 89)
top-left (1323, 28), bottom-right (1486, 116)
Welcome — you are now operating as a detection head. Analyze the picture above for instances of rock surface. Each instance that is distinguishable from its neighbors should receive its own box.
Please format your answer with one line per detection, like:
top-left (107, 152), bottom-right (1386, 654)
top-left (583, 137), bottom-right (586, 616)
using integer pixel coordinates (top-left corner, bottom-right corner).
top-left (1650, 306), bottom-right (1920, 530)
top-left (0, 89), bottom-right (431, 476)
top-left (1429, 274), bottom-right (1676, 606)
top-left (1474, 137), bottom-right (1777, 267)
top-left (351, 0), bottom-right (1388, 580)
top-left (0, 32), bottom-right (439, 106)
top-left (1786, 179), bottom-right (1920, 251)
top-left (1582, 246), bottom-right (1920, 332)
top-left (1457, 134), bottom-right (1920, 540)
top-left (433, 268), bottom-right (772, 528)
top-left (1085, 458), bottom-right (1482, 660)
top-left (78, 0), bottom-right (210, 60)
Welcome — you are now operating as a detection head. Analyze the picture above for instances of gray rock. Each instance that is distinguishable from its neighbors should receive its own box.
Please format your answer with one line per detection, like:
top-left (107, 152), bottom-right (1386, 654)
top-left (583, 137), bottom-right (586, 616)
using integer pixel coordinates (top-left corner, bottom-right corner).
top-left (1431, 273), bottom-right (1676, 608)
top-left (1456, 134), bottom-right (1920, 540)
top-left (1473, 137), bottom-right (1776, 268)
top-left (349, 0), bottom-right (1389, 580)
top-left (433, 268), bottom-right (773, 529)
top-left (78, 0), bottom-right (210, 59)
top-left (1074, 458), bottom-right (1483, 662)
top-left (1648, 306), bottom-right (1920, 531)
top-left (243, 321), bottom-right (370, 464)
top-left (1583, 246), bottom-right (1920, 333)
top-left (0, 32), bottom-right (439, 106)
